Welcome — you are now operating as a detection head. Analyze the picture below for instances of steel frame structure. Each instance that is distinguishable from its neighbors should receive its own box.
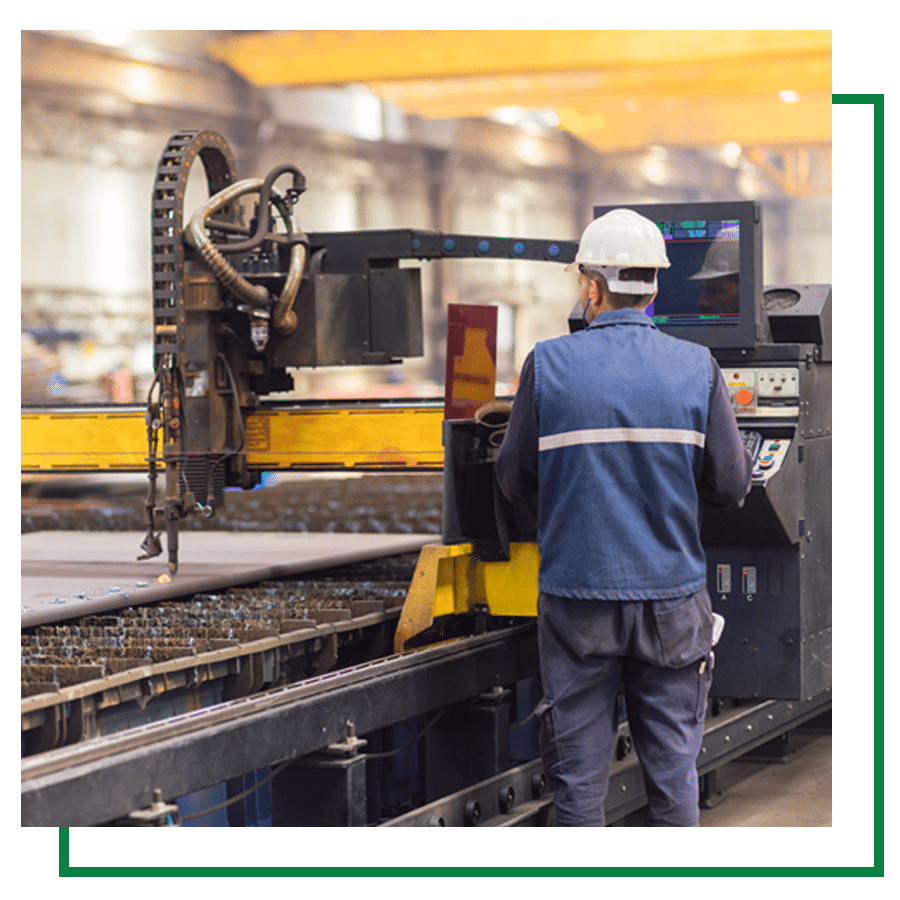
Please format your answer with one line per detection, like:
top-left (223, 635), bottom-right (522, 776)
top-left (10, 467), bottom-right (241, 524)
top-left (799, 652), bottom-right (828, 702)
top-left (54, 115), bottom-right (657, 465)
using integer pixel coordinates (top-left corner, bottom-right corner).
top-left (21, 621), bottom-right (830, 827)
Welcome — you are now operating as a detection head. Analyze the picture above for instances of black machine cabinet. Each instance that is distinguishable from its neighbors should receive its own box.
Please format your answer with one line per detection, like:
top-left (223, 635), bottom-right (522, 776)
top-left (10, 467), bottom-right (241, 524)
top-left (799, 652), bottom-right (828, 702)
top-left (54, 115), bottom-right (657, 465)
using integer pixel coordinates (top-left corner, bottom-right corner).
top-left (266, 266), bottom-right (423, 367)
top-left (702, 284), bottom-right (832, 700)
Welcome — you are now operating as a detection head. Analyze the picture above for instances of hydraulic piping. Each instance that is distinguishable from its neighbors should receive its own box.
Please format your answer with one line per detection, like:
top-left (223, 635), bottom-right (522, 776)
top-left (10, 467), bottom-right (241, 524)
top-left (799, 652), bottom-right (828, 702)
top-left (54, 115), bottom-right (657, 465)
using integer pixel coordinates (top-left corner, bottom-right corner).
top-left (184, 176), bottom-right (307, 335)
top-left (272, 214), bottom-right (305, 336)
top-left (214, 164), bottom-right (306, 256)
top-left (185, 179), bottom-right (270, 309)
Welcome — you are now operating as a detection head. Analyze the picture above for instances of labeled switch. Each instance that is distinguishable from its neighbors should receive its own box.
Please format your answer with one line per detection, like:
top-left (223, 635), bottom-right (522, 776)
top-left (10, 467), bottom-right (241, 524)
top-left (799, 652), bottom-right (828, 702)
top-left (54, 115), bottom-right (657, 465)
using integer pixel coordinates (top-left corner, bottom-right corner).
top-left (742, 566), bottom-right (757, 595)
top-left (716, 564), bottom-right (732, 594)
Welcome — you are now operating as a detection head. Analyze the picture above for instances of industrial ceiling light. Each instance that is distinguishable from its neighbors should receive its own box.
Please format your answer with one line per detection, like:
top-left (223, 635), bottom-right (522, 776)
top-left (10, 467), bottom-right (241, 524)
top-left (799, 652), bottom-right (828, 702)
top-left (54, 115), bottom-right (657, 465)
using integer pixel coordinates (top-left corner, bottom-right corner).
top-left (514, 135), bottom-right (546, 166)
top-left (643, 146), bottom-right (670, 186)
top-left (489, 106), bottom-right (527, 126)
top-left (721, 142), bottom-right (743, 167)
top-left (534, 109), bottom-right (560, 129)
top-left (89, 30), bottom-right (131, 47)
top-left (489, 107), bottom-right (559, 132)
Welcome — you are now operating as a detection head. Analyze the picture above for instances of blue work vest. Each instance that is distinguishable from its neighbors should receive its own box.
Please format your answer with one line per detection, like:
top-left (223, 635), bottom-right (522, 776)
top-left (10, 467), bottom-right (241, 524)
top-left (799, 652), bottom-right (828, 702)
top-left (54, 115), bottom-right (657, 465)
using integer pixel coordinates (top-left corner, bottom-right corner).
top-left (534, 308), bottom-right (714, 600)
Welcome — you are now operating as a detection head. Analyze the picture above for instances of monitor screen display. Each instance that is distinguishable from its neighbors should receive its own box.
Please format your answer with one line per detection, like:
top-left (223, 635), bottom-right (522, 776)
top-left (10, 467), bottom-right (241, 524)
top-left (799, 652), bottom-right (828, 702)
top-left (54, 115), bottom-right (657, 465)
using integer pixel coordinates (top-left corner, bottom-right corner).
top-left (591, 201), bottom-right (762, 351)
top-left (648, 218), bottom-right (740, 327)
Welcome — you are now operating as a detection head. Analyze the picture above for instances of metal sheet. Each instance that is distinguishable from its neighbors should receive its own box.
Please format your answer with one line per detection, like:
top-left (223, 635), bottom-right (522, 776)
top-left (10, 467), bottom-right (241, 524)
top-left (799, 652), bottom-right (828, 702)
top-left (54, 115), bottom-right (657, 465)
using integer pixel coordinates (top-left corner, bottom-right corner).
top-left (22, 531), bottom-right (433, 628)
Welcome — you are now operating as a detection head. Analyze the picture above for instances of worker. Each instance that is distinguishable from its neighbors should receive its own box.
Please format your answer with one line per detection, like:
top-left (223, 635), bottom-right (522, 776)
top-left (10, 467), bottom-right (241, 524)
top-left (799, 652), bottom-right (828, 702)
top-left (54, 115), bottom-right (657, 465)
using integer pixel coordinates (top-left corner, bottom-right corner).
top-left (495, 208), bottom-right (752, 826)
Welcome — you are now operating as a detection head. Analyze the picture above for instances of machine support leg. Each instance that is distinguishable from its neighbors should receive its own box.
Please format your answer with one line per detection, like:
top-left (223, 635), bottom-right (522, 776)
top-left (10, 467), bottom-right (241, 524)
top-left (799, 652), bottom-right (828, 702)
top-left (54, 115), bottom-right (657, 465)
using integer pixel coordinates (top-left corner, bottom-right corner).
top-left (739, 730), bottom-right (796, 764)
top-left (699, 769), bottom-right (725, 809)
top-left (423, 680), bottom-right (511, 803)
top-left (272, 754), bottom-right (368, 826)
top-left (271, 722), bottom-right (369, 826)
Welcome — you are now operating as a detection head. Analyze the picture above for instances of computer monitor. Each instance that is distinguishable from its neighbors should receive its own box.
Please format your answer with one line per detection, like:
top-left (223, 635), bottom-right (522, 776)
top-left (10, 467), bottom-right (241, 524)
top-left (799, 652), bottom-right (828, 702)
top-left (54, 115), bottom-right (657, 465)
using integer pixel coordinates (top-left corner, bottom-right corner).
top-left (591, 201), bottom-right (764, 351)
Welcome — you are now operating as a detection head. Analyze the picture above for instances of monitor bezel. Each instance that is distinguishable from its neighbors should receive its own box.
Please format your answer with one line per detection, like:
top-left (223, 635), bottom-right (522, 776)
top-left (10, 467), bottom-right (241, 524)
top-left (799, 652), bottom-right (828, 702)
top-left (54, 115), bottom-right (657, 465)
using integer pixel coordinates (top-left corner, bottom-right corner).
top-left (591, 201), bottom-right (763, 351)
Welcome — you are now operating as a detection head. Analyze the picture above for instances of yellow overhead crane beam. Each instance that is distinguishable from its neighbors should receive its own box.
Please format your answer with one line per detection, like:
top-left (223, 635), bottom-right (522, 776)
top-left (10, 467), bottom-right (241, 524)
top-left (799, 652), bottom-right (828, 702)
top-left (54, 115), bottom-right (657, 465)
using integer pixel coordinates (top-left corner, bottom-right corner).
top-left (558, 93), bottom-right (833, 154)
top-left (206, 30), bottom-right (830, 87)
top-left (369, 57), bottom-right (831, 119)
top-left (206, 30), bottom-right (832, 153)
top-left (21, 404), bottom-right (446, 473)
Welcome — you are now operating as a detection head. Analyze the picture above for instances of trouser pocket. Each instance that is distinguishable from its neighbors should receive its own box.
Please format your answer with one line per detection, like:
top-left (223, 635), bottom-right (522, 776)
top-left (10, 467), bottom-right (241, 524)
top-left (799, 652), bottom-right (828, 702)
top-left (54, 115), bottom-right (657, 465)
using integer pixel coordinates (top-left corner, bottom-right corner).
top-left (652, 588), bottom-right (714, 669)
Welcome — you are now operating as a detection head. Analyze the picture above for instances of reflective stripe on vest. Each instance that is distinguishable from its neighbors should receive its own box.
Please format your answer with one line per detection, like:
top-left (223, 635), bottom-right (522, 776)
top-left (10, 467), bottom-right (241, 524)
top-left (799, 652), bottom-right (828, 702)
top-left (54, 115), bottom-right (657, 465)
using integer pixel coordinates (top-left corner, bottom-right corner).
top-left (539, 427), bottom-right (706, 452)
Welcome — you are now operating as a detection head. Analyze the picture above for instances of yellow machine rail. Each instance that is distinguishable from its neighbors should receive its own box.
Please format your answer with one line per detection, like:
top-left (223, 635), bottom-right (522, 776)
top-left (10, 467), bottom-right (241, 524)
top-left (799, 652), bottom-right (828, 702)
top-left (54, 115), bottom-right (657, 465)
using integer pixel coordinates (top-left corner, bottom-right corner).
top-left (21, 403), bottom-right (446, 473)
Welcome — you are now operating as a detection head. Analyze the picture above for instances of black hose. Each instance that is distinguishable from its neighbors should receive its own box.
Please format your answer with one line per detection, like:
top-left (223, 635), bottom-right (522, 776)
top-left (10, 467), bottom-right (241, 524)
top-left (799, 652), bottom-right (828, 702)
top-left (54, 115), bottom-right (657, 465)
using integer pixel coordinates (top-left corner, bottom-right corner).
top-left (216, 164), bottom-right (305, 255)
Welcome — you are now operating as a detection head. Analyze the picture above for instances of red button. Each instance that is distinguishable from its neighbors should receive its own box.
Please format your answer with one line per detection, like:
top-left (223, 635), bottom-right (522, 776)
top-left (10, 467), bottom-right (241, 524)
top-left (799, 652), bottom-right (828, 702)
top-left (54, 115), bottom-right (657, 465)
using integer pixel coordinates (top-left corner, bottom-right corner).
top-left (735, 388), bottom-right (754, 406)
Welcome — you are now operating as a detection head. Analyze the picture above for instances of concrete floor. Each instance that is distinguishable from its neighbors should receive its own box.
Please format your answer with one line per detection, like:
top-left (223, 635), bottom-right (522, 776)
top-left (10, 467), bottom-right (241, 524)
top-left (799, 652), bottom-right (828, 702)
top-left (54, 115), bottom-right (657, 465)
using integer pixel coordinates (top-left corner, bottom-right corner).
top-left (699, 729), bottom-right (831, 826)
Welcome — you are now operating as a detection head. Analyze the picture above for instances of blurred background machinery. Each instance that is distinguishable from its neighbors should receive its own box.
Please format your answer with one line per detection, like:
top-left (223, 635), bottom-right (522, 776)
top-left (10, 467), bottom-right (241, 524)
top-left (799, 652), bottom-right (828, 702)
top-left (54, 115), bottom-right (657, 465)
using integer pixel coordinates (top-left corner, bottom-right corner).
top-left (21, 29), bottom-right (831, 407)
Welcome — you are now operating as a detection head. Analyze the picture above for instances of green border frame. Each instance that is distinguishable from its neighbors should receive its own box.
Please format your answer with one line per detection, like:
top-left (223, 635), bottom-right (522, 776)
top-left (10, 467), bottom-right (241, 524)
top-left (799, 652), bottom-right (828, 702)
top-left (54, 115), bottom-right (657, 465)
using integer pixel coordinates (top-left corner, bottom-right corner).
top-left (49, 94), bottom-right (885, 889)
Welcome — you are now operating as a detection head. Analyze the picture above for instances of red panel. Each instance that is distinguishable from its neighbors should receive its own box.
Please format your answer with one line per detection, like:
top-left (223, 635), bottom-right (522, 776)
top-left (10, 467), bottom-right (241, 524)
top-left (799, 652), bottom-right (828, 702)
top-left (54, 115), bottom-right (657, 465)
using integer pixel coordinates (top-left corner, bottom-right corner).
top-left (444, 304), bottom-right (497, 419)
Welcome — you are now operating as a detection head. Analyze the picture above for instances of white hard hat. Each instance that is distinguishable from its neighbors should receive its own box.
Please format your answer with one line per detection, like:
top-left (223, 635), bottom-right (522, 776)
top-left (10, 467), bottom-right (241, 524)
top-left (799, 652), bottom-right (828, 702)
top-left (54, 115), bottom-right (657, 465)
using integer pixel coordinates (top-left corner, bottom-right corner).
top-left (566, 208), bottom-right (671, 272)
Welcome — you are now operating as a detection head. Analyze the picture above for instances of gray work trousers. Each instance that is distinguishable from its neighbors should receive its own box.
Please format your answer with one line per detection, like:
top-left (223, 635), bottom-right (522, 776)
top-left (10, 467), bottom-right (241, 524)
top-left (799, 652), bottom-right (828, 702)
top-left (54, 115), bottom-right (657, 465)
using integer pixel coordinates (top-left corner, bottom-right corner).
top-left (536, 588), bottom-right (714, 827)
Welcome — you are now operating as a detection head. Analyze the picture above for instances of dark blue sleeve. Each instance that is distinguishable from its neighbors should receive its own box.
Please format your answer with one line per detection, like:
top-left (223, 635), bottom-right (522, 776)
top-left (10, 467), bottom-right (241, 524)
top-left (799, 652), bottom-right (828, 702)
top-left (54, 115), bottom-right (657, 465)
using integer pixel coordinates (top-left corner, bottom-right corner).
top-left (701, 359), bottom-right (753, 507)
top-left (495, 349), bottom-right (539, 506)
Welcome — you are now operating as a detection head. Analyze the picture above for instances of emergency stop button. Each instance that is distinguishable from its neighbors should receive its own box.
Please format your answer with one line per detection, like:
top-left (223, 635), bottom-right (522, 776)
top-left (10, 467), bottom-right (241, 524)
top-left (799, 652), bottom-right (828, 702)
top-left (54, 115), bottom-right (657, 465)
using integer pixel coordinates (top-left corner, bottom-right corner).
top-left (735, 388), bottom-right (754, 406)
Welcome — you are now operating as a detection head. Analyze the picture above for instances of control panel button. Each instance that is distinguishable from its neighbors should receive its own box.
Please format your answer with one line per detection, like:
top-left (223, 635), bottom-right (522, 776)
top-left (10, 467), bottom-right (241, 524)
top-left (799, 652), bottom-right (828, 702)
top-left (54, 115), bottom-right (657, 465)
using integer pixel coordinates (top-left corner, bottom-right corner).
top-left (735, 388), bottom-right (754, 406)
top-left (750, 438), bottom-right (790, 482)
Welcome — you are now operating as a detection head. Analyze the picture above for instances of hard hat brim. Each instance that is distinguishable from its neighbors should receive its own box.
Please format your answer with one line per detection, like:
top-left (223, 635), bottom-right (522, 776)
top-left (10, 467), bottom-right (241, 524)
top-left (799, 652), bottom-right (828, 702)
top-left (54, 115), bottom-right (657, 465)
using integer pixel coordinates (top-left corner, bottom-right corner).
top-left (688, 269), bottom-right (740, 280)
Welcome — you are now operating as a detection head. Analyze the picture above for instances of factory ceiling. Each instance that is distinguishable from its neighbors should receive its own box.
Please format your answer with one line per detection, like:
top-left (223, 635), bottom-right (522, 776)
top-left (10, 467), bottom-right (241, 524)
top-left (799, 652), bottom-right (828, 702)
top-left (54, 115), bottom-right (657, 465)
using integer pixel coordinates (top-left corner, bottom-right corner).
top-left (206, 30), bottom-right (833, 155)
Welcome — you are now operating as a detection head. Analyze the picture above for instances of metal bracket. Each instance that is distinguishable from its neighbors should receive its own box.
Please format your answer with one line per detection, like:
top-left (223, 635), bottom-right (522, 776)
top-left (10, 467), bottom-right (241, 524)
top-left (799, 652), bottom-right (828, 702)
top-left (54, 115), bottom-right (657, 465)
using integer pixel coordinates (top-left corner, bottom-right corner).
top-left (319, 720), bottom-right (368, 758)
top-left (477, 675), bottom-right (511, 705)
top-left (118, 789), bottom-right (180, 826)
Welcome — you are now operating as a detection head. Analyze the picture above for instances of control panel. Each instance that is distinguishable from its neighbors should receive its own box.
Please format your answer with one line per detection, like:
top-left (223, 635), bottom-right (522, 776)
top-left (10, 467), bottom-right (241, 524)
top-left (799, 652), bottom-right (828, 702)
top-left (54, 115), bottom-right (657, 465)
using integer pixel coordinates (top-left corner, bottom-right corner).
top-left (754, 437), bottom-right (790, 483)
top-left (724, 367), bottom-right (799, 417)
top-left (740, 428), bottom-right (791, 484)
top-left (701, 284), bottom-right (830, 703)
top-left (741, 429), bottom-right (762, 463)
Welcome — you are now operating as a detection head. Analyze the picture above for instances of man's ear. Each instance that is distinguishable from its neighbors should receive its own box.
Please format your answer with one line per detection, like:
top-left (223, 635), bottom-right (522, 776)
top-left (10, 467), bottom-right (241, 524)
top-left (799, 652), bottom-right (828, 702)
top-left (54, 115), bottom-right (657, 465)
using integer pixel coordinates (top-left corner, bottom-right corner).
top-left (589, 279), bottom-right (601, 303)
